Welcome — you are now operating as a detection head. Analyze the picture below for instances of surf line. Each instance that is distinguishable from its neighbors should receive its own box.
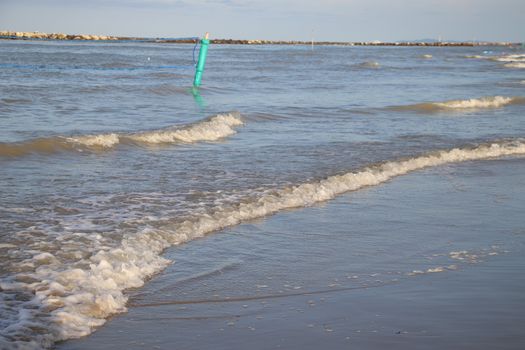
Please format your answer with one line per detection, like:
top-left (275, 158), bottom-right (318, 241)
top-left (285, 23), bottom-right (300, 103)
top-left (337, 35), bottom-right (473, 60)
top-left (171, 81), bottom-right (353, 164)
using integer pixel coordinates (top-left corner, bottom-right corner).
top-left (127, 139), bottom-right (525, 310)
top-left (17, 139), bottom-right (523, 345)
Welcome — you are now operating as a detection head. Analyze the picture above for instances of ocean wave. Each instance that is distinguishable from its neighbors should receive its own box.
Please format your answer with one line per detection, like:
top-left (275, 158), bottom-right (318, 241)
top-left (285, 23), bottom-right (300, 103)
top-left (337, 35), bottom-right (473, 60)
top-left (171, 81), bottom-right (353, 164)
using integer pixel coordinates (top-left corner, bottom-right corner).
top-left (389, 96), bottom-right (524, 112)
top-left (484, 53), bottom-right (525, 68)
top-left (126, 114), bottom-right (243, 144)
top-left (504, 62), bottom-right (525, 69)
top-left (67, 133), bottom-right (121, 148)
top-left (0, 113), bottom-right (244, 158)
top-left (464, 53), bottom-right (525, 65)
top-left (2, 139), bottom-right (525, 348)
top-left (464, 55), bottom-right (487, 59)
top-left (493, 54), bottom-right (525, 62)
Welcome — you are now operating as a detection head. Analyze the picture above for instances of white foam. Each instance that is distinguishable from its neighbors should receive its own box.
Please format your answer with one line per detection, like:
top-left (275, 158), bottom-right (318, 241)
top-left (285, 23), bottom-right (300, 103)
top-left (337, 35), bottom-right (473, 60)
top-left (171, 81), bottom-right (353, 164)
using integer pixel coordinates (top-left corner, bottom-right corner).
top-left (420, 54), bottom-right (433, 59)
top-left (464, 55), bottom-right (487, 59)
top-left (66, 133), bottom-right (120, 148)
top-left (407, 266), bottom-right (449, 276)
top-left (465, 54), bottom-right (525, 66)
top-left (489, 54), bottom-right (525, 68)
top-left (434, 96), bottom-right (517, 109)
top-left (127, 113), bottom-right (243, 144)
top-left (448, 247), bottom-right (503, 263)
top-left (65, 113), bottom-right (243, 149)
top-left (494, 54), bottom-right (525, 62)
top-left (0, 235), bottom-right (171, 347)
top-left (426, 267), bottom-right (445, 273)
top-left (391, 96), bottom-right (523, 112)
top-left (504, 62), bottom-right (525, 69)
top-left (407, 270), bottom-right (425, 276)
top-left (2, 139), bottom-right (525, 348)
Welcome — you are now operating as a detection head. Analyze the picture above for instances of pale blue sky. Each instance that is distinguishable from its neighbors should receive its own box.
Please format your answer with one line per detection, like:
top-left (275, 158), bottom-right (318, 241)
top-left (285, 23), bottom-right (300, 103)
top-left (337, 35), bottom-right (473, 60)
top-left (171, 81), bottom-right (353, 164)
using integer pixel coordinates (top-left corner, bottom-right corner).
top-left (1, 0), bottom-right (523, 42)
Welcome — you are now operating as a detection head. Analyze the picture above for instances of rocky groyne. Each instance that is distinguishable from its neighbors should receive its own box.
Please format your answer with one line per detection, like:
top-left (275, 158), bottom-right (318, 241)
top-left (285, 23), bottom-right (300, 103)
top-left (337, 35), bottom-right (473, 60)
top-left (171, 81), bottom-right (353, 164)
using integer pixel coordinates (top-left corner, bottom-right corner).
top-left (206, 39), bottom-right (516, 46)
top-left (0, 31), bottom-right (120, 41)
top-left (0, 31), bottom-right (517, 46)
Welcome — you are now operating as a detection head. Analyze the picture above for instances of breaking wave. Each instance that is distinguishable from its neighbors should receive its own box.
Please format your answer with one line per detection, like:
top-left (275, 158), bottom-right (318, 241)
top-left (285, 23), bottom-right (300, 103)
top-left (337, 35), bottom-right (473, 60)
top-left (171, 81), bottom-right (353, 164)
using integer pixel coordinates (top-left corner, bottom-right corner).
top-left (1, 139), bottom-right (525, 349)
top-left (389, 96), bottom-right (525, 112)
top-left (504, 62), bottom-right (525, 69)
top-left (493, 54), bottom-right (525, 63)
top-left (464, 55), bottom-right (487, 59)
top-left (464, 53), bottom-right (525, 68)
top-left (0, 113), bottom-right (243, 158)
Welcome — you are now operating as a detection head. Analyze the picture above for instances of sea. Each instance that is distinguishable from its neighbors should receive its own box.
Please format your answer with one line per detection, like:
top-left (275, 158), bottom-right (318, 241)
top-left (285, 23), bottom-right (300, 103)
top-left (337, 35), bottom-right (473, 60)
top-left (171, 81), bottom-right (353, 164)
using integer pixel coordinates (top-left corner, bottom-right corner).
top-left (0, 40), bottom-right (524, 349)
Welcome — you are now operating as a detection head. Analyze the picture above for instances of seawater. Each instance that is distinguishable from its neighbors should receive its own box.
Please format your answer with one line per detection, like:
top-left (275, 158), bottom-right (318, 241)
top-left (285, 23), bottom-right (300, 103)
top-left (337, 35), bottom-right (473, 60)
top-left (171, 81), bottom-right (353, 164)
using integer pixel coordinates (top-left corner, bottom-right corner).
top-left (0, 40), bottom-right (524, 349)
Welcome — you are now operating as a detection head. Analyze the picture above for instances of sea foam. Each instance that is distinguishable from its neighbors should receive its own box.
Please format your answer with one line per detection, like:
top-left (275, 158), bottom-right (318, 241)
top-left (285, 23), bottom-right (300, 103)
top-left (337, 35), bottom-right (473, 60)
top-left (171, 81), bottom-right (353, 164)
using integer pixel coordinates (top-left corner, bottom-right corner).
top-left (494, 54), bottom-right (525, 62)
top-left (390, 96), bottom-right (524, 112)
top-left (433, 96), bottom-right (516, 109)
top-left (2, 139), bottom-right (525, 349)
top-left (127, 113), bottom-right (243, 144)
top-left (504, 62), bottom-right (525, 69)
top-left (0, 113), bottom-right (243, 157)
top-left (67, 133), bottom-right (120, 148)
top-left (487, 54), bottom-right (525, 68)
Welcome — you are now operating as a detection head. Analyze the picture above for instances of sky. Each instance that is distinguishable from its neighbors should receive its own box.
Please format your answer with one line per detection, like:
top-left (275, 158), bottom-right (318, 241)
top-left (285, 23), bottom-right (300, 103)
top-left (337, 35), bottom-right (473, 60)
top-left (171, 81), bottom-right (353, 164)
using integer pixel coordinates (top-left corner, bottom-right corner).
top-left (0, 0), bottom-right (523, 42)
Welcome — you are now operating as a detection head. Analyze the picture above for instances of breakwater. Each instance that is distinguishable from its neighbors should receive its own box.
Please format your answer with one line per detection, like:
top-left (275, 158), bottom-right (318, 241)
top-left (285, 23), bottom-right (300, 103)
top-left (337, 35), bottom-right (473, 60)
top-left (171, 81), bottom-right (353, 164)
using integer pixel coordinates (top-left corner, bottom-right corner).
top-left (0, 30), bottom-right (518, 46)
top-left (0, 31), bottom-right (119, 41)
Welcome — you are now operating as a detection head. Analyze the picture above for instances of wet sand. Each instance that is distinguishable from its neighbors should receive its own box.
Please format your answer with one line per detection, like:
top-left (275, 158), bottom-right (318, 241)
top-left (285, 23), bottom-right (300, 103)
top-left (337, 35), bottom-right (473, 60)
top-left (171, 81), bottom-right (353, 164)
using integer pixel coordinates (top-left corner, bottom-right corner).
top-left (59, 158), bottom-right (525, 350)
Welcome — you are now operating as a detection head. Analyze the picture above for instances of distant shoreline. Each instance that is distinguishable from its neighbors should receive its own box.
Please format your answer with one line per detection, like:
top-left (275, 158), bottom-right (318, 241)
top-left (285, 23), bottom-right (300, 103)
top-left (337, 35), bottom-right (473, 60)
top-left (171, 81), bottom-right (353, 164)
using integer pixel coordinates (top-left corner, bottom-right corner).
top-left (0, 31), bottom-right (520, 46)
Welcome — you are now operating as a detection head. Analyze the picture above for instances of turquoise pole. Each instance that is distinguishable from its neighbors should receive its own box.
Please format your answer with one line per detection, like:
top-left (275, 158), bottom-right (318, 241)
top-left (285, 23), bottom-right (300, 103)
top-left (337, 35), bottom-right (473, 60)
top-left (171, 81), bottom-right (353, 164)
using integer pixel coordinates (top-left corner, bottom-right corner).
top-left (193, 33), bottom-right (210, 87)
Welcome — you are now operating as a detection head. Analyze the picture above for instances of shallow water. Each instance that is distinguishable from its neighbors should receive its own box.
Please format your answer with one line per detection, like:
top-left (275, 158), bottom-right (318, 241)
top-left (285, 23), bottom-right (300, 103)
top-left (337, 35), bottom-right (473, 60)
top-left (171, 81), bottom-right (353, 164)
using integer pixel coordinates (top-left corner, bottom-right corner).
top-left (60, 157), bottom-right (525, 350)
top-left (0, 40), bottom-right (524, 348)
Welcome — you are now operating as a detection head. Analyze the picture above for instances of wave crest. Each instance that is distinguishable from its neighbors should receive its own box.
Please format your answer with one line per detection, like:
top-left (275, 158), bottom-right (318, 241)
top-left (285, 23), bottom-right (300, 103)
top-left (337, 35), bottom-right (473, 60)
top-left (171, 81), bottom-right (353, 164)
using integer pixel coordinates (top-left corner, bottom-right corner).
top-left (434, 96), bottom-right (516, 109)
top-left (504, 62), bottom-right (525, 69)
top-left (127, 114), bottom-right (243, 144)
top-left (390, 96), bottom-right (524, 112)
top-left (66, 133), bottom-right (120, 148)
top-left (494, 54), bottom-right (525, 63)
top-left (0, 113), bottom-right (243, 158)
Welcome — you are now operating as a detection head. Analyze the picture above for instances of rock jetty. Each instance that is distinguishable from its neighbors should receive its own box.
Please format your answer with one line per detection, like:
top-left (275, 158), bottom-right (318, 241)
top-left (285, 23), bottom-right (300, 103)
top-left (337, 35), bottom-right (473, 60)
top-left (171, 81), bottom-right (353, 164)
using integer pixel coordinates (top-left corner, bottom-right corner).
top-left (0, 31), bottom-right (516, 46)
top-left (0, 31), bottom-right (119, 41)
top-left (160, 38), bottom-right (516, 46)
top-left (206, 39), bottom-right (515, 46)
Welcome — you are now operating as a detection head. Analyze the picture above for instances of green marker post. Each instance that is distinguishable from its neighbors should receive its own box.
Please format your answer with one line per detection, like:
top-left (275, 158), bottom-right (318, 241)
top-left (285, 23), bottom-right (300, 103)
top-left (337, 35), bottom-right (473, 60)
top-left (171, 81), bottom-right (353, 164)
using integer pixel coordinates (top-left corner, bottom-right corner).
top-left (193, 33), bottom-right (210, 88)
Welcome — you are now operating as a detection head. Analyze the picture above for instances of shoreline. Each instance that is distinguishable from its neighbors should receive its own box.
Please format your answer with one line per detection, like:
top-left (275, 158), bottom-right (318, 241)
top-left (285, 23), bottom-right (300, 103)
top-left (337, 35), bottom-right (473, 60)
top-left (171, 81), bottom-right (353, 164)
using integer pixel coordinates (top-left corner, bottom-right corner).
top-left (0, 31), bottom-right (520, 46)
top-left (58, 158), bottom-right (525, 350)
